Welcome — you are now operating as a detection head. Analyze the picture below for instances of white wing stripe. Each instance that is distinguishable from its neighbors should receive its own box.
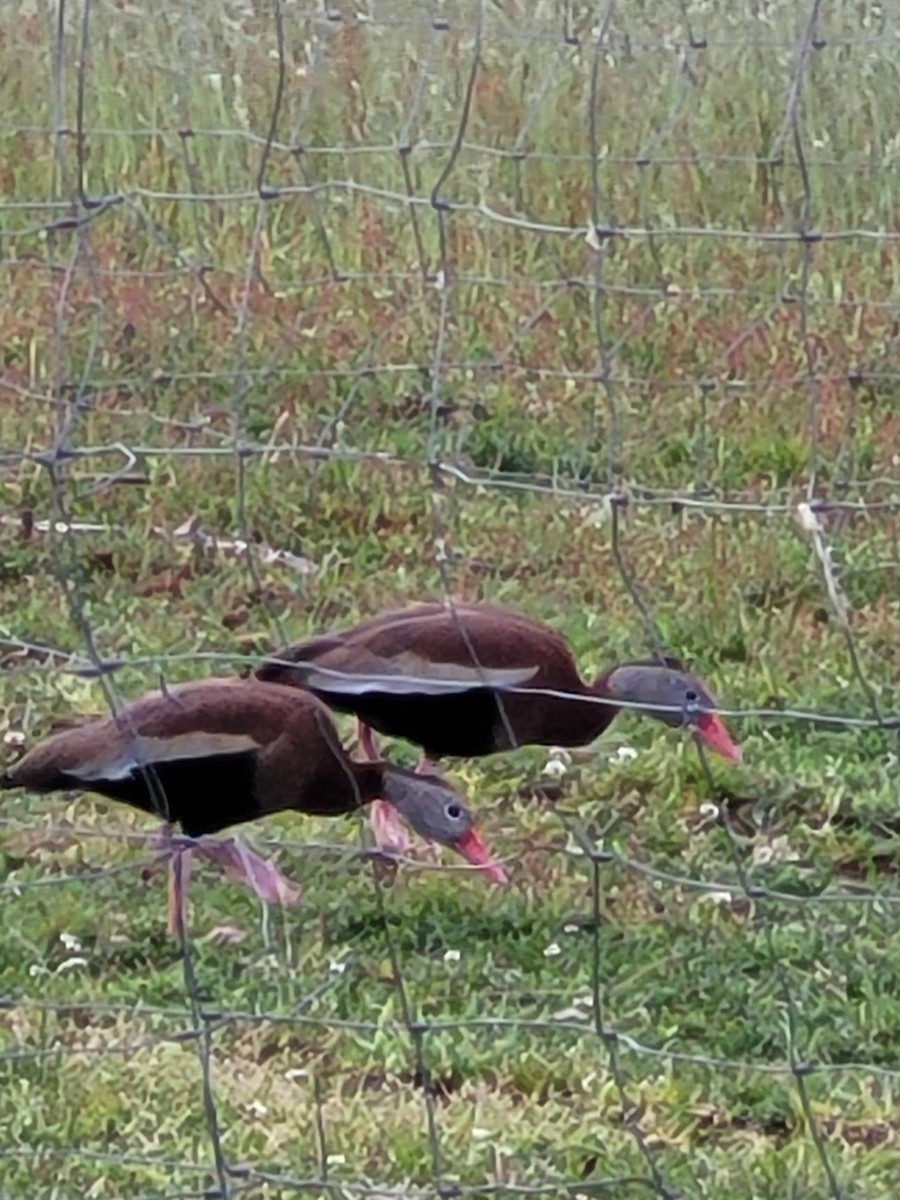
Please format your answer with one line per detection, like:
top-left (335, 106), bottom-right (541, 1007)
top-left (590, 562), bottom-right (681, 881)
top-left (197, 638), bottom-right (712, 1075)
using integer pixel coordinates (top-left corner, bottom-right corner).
top-left (71, 732), bottom-right (259, 782)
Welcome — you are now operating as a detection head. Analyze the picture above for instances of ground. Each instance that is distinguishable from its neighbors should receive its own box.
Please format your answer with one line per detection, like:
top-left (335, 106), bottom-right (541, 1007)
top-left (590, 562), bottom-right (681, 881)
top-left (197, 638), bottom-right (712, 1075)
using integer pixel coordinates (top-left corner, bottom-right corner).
top-left (1, 2), bottom-right (899, 1197)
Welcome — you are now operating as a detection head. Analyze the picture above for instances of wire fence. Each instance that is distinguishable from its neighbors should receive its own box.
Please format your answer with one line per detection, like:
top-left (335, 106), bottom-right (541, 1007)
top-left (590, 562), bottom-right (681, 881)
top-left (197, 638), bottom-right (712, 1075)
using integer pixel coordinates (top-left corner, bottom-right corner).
top-left (1, 0), bottom-right (900, 1196)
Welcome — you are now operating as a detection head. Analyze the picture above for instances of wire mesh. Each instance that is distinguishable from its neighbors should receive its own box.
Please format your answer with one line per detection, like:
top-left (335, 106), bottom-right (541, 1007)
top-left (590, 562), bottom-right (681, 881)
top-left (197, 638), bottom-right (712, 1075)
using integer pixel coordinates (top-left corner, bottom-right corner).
top-left (1, 1), bottom-right (900, 1196)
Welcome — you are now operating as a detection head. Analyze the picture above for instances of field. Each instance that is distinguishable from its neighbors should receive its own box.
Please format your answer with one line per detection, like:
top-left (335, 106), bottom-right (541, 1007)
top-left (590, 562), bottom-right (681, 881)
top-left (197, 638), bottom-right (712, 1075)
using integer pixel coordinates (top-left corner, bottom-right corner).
top-left (1, 1), bottom-right (900, 1196)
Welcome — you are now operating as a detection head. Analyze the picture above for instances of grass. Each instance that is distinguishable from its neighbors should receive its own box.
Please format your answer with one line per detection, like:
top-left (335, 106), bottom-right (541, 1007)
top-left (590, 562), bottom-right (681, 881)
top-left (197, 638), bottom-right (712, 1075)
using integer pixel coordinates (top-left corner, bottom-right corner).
top-left (1, 1), bottom-right (900, 1196)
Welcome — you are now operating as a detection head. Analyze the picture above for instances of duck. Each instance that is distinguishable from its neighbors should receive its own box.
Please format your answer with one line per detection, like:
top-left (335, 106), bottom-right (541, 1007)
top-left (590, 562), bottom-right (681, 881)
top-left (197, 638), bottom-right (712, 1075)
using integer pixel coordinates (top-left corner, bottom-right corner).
top-left (1, 676), bottom-right (508, 936)
top-left (252, 600), bottom-right (743, 853)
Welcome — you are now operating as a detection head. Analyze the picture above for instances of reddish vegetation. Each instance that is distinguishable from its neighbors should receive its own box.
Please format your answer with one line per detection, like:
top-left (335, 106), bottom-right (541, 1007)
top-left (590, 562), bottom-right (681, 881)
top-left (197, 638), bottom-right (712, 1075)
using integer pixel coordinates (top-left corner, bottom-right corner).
top-left (4, 228), bottom-right (897, 474)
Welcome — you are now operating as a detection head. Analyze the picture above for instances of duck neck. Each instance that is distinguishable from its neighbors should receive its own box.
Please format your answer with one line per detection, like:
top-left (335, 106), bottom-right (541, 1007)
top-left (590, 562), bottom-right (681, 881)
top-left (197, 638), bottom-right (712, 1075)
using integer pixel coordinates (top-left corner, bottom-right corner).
top-left (539, 673), bottom-right (619, 748)
top-left (578, 672), bottom-right (620, 739)
top-left (377, 765), bottom-right (430, 823)
top-left (350, 761), bottom-right (386, 806)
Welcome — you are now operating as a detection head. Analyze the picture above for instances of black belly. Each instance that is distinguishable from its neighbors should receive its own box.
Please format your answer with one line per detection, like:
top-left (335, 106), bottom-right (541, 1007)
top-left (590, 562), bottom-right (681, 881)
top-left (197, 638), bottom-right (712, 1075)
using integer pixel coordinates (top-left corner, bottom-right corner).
top-left (312, 688), bottom-right (503, 758)
top-left (60, 752), bottom-right (263, 838)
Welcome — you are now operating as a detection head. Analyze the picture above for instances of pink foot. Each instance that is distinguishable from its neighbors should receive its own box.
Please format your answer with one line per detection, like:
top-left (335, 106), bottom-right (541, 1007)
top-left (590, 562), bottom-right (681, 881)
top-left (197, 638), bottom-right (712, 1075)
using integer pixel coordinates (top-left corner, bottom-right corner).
top-left (192, 836), bottom-right (301, 907)
top-left (359, 726), bottom-right (442, 862)
top-left (358, 721), bottom-right (417, 857)
top-left (370, 797), bottom-right (413, 856)
top-left (142, 827), bottom-right (300, 931)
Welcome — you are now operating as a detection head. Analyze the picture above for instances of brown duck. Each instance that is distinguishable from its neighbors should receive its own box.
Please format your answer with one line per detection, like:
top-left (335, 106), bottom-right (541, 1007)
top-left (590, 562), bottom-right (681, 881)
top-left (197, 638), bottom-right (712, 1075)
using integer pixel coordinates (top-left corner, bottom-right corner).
top-left (2, 677), bottom-right (507, 935)
top-left (253, 600), bottom-right (742, 853)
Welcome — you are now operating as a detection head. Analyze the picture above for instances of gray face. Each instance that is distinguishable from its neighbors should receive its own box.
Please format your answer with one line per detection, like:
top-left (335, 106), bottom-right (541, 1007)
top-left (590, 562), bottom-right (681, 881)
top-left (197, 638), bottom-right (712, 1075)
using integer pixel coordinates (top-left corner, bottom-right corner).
top-left (381, 768), bottom-right (474, 846)
top-left (604, 662), bottom-right (716, 729)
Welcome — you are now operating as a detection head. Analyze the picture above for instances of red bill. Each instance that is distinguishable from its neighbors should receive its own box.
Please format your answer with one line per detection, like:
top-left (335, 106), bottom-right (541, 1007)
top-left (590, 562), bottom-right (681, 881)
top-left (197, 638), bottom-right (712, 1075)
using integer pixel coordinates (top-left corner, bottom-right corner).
top-left (693, 711), bottom-right (742, 764)
top-left (453, 827), bottom-right (509, 884)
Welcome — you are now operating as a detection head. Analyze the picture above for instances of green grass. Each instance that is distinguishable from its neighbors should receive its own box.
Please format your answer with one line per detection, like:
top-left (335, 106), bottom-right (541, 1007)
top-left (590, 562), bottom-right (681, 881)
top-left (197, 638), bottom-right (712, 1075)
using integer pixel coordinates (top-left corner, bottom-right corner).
top-left (2, 1), bottom-right (900, 1196)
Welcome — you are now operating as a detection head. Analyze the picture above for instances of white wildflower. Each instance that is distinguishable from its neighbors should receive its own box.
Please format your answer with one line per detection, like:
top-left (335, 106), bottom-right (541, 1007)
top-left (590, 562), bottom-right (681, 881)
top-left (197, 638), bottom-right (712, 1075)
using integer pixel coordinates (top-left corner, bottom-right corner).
top-left (609, 745), bottom-right (638, 764)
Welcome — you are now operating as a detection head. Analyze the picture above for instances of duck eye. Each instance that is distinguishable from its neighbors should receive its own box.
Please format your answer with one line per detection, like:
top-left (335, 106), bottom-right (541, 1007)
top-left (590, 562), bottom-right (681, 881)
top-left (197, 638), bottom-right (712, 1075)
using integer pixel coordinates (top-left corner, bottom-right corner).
top-left (685, 690), bottom-right (698, 703)
top-left (446, 803), bottom-right (462, 821)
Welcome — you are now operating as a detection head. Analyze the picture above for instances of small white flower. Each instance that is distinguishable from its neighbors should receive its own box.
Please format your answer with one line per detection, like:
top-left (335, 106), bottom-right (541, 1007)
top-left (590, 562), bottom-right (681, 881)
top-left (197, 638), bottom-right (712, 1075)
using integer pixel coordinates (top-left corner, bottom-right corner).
top-left (329, 958), bottom-right (348, 975)
top-left (59, 932), bottom-right (82, 952)
top-left (609, 745), bottom-right (638, 764)
top-left (443, 949), bottom-right (461, 963)
top-left (577, 501), bottom-right (609, 529)
top-left (752, 835), bottom-right (799, 866)
top-left (543, 747), bottom-right (572, 778)
top-left (3, 730), bottom-right (25, 748)
top-left (543, 942), bottom-right (562, 958)
top-left (326, 1154), bottom-right (346, 1166)
top-left (695, 890), bottom-right (734, 907)
top-left (563, 923), bottom-right (579, 934)
top-left (247, 1100), bottom-right (268, 1118)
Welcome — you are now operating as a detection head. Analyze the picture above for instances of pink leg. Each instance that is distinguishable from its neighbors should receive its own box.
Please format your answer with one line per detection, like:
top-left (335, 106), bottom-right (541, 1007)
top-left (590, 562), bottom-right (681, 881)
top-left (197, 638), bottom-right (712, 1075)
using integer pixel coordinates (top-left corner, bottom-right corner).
top-left (143, 826), bottom-right (299, 935)
top-left (140, 822), bottom-right (190, 938)
top-left (357, 719), bottom-right (381, 761)
top-left (356, 719), bottom-right (413, 856)
top-left (166, 845), bottom-right (192, 938)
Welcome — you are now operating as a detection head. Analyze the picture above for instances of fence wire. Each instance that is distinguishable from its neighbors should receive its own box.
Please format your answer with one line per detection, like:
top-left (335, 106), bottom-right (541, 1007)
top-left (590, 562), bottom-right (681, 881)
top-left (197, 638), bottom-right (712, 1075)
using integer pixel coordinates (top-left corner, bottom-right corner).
top-left (1, 1), bottom-right (900, 1197)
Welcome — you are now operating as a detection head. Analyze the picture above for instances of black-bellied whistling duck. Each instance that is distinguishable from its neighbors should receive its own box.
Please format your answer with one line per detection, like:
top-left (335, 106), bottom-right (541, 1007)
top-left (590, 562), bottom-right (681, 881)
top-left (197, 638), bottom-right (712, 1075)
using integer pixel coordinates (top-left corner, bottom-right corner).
top-left (1, 677), bottom-right (507, 936)
top-left (253, 600), bottom-right (743, 852)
